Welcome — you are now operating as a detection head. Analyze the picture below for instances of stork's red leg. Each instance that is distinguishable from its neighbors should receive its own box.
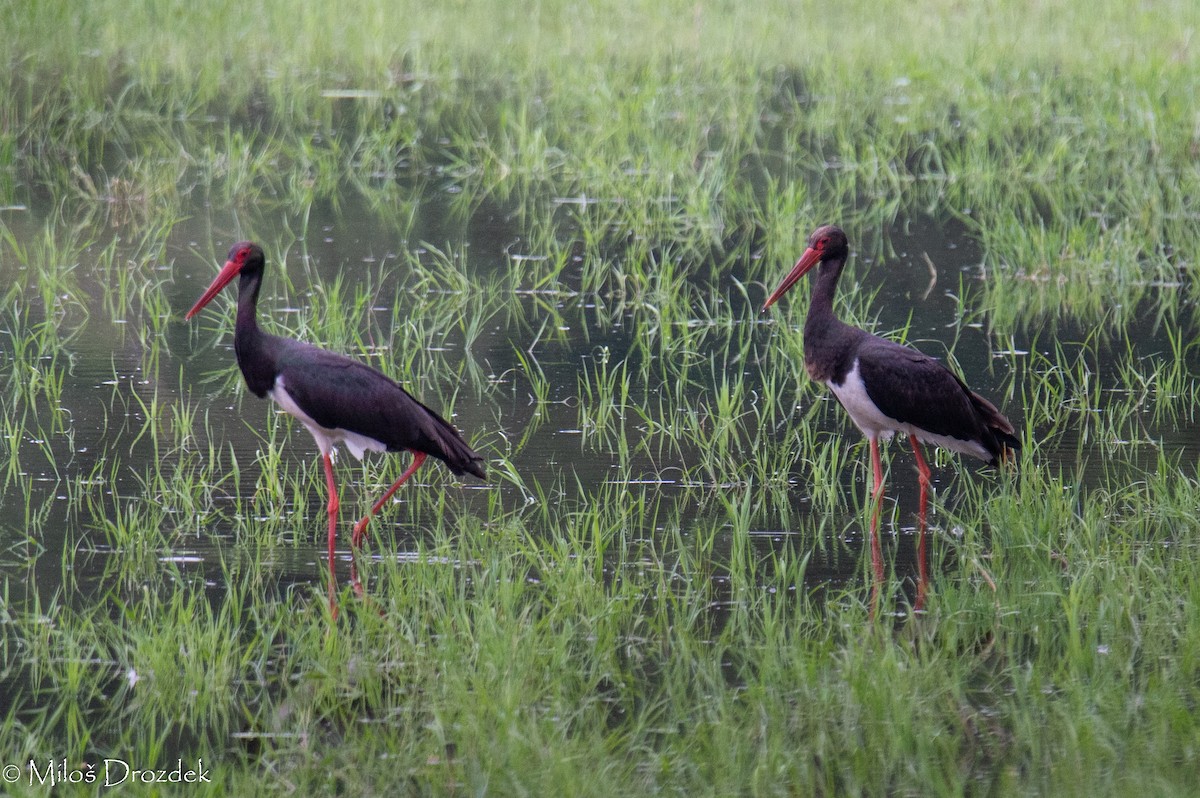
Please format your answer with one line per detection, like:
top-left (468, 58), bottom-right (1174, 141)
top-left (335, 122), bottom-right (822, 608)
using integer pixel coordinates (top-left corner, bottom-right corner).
top-left (347, 451), bottom-right (427, 601)
top-left (351, 451), bottom-right (427, 549)
top-left (322, 452), bottom-right (341, 617)
top-left (910, 436), bottom-right (932, 610)
top-left (868, 437), bottom-right (885, 616)
top-left (910, 436), bottom-right (932, 530)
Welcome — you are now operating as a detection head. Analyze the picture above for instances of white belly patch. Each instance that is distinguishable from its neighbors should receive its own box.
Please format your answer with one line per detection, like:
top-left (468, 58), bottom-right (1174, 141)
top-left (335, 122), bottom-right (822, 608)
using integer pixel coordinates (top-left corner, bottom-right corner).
top-left (827, 360), bottom-right (991, 460)
top-left (828, 361), bottom-right (895, 439)
top-left (269, 376), bottom-right (387, 460)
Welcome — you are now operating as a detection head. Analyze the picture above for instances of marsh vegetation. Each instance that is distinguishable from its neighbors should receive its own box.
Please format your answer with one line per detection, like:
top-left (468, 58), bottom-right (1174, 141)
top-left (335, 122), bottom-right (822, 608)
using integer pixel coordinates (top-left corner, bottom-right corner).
top-left (2, 0), bottom-right (1200, 793)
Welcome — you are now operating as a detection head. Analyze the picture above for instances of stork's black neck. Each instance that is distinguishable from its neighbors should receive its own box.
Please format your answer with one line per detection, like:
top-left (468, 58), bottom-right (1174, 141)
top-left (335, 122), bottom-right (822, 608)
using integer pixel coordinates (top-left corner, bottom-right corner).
top-left (802, 252), bottom-right (860, 383)
top-left (234, 269), bottom-right (264, 339)
top-left (232, 268), bottom-right (280, 398)
top-left (808, 254), bottom-right (845, 321)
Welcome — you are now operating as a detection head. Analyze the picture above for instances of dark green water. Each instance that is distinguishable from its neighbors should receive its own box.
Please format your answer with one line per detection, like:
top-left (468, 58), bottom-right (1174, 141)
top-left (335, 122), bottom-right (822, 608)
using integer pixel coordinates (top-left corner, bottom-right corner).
top-left (2, 192), bottom-right (1197, 619)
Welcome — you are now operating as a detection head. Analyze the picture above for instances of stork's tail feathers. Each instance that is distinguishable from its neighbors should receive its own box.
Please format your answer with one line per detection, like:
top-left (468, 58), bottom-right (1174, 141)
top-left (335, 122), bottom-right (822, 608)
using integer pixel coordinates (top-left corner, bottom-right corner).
top-left (440, 431), bottom-right (487, 480)
top-left (421, 410), bottom-right (486, 480)
top-left (969, 390), bottom-right (1021, 466)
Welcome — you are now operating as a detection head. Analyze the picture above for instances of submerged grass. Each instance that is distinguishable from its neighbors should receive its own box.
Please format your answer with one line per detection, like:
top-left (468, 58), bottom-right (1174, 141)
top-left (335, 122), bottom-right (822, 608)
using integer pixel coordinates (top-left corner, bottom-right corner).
top-left (7, 2), bottom-right (1200, 326)
top-left (2, 0), bottom-right (1200, 794)
top-left (5, 456), bottom-right (1200, 794)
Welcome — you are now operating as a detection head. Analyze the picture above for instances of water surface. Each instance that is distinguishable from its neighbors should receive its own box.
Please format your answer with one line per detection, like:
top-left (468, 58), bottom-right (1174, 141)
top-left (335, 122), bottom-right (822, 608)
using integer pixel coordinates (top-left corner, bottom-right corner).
top-left (2, 192), bottom-right (1197, 617)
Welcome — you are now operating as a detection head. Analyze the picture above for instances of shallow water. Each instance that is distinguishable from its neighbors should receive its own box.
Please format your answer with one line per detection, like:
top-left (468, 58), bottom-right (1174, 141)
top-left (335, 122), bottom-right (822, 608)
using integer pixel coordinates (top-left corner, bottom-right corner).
top-left (2, 191), bottom-right (1198, 618)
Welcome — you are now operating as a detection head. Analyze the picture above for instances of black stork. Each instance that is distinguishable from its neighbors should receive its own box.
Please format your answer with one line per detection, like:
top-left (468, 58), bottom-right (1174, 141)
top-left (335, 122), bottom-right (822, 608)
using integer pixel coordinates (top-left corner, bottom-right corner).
top-left (762, 224), bottom-right (1019, 609)
top-left (186, 242), bottom-right (486, 615)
